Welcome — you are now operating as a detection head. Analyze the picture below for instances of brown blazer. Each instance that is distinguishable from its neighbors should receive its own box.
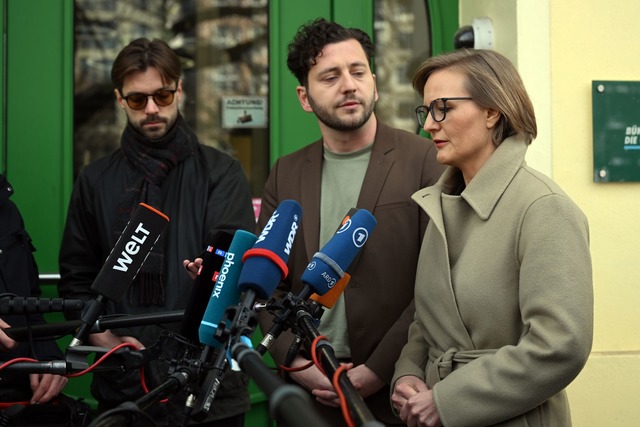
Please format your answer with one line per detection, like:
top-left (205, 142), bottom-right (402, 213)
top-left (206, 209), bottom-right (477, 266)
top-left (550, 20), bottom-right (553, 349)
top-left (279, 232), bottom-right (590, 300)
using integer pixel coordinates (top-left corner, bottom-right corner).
top-left (257, 120), bottom-right (445, 423)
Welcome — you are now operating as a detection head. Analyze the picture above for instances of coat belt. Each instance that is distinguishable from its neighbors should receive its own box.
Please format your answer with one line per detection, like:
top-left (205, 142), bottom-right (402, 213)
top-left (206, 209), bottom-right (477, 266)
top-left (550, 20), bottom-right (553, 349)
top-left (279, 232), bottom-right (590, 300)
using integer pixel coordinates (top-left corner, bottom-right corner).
top-left (427, 347), bottom-right (497, 384)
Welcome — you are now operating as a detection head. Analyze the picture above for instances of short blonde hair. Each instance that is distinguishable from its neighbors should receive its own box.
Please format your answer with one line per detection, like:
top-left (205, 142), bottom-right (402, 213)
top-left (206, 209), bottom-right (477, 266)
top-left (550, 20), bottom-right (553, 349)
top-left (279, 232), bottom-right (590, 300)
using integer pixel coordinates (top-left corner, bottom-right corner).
top-left (413, 49), bottom-right (537, 145)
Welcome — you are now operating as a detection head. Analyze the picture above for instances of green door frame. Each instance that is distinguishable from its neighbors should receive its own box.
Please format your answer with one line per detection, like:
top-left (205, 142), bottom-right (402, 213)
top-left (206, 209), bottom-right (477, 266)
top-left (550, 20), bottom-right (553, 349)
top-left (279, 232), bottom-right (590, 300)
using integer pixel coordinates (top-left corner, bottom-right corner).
top-left (1, 0), bottom-right (74, 274)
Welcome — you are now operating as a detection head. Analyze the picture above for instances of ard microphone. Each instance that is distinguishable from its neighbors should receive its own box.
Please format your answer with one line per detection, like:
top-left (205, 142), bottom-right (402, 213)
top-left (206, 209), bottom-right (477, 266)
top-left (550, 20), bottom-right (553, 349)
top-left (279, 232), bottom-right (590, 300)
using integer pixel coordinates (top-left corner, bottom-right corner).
top-left (237, 200), bottom-right (302, 302)
top-left (69, 203), bottom-right (169, 347)
top-left (0, 297), bottom-right (84, 314)
top-left (198, 230), bottom-right (257, 348)
top-left (309, 274), bottom-right (350, 309)
top-left (300, 208), bottom-right (376, 297)
top-left (180, 231), bottom-right (234, 343)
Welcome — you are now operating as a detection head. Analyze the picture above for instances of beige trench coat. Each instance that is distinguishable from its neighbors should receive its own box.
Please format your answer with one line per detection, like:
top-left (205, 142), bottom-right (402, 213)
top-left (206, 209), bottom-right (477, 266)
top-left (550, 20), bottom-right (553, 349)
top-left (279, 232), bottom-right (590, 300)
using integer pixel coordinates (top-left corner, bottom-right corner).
top-left (392, 136), bottom-right (593, 427)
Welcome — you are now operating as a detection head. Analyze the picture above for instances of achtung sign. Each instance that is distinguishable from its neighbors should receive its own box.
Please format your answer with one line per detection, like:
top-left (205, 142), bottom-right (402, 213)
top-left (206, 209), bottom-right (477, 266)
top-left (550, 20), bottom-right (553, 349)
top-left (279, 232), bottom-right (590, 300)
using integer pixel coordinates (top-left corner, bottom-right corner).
top-left (221, 96), bottom-right (267, 129)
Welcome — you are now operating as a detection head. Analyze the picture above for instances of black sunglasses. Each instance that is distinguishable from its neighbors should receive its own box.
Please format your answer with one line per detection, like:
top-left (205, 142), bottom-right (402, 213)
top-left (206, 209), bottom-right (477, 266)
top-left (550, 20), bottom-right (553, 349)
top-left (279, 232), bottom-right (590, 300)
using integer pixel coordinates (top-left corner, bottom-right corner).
top-left (122, 88), bottom-right (178, 110)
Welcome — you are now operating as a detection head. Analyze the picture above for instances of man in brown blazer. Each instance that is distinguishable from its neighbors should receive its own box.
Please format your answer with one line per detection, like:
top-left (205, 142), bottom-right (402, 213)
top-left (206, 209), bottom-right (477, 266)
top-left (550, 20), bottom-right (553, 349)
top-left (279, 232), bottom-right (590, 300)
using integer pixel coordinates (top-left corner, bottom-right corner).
top-left (256, 18), bottom-right (445, 426)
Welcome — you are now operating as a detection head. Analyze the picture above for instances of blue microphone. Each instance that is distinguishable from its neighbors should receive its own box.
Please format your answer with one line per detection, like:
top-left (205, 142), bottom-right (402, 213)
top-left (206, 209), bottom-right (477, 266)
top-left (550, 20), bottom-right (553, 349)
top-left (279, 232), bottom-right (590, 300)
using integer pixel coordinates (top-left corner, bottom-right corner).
top-left (256, 209), bottom-right (376, 356)
top-left (198, 230), bottom-right (257, 348)
top-left (237, 199), bottom-right (302, 301)
top-left (301, 208), bottom-right (377, 297)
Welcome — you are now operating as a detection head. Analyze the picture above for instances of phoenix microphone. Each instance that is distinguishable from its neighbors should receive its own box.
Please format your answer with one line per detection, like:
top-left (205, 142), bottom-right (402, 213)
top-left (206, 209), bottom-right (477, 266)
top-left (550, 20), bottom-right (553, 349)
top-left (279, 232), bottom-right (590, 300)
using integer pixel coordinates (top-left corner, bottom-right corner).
top-left (69, 203), bottom-right (169, 347)
top-left (237, 199), bottom-right (302, 307)
top-left (198, 230), bottom-right (257, 348)
top-left (0, 297), bottom-right (84, 314)
top-left (180, 231), bottom-right (234, 343)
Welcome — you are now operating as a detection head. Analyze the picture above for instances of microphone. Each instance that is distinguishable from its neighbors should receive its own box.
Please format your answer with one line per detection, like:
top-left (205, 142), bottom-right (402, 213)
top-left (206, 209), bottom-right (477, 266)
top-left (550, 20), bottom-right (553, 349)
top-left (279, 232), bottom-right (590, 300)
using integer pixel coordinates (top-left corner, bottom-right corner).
top-left (257, 209), bottom-right (375, 355)
top-left (0, 297), bottom-right (84, 314)
top-left (186, 230), bottom-right (257, 420)
top-left (300, 208), bottom-right (376, 298)
top-left (308, 273), bottom-right (350, 309)
top-left (237, 199), bottom-right (302, 305)
top-left (69, 203), bottom-right (169, 347)
top-left (198, 230), bottom-right (258, 348)
top-left (179, 231), bottom-right (234, 343)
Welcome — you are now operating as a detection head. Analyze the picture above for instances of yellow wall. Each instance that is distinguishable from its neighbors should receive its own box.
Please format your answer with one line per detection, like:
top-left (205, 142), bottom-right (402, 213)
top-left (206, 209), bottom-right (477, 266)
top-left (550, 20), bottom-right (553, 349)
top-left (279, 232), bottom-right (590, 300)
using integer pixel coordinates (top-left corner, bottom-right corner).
top-left (460, 0), bottom-right (640, 425)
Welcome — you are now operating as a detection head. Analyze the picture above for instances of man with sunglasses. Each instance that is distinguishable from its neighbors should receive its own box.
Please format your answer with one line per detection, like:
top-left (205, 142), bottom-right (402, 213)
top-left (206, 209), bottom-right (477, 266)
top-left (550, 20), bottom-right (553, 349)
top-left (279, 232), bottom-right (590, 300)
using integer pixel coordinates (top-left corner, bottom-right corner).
top-left (58, 38), bottom-right (255, 427)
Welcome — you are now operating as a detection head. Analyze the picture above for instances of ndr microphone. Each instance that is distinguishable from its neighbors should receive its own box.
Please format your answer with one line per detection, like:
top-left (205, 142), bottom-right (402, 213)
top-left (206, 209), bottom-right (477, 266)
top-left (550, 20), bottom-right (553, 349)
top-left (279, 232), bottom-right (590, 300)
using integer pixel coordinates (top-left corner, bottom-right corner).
top-left (198, 230), bottom-right (258, 348)
top-left (301, 208), bottom-right (376, 299)
top-left (70, 203), bottom-right (169, 347)
top-left (237, 199), bottom-right (302, 304)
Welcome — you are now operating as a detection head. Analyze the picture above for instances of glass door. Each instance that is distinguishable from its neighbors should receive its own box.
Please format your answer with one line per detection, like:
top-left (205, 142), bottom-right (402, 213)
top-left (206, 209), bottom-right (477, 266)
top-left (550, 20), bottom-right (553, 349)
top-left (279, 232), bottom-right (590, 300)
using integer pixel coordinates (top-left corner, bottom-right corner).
top-left (73, 0), bottom-right (269, 196)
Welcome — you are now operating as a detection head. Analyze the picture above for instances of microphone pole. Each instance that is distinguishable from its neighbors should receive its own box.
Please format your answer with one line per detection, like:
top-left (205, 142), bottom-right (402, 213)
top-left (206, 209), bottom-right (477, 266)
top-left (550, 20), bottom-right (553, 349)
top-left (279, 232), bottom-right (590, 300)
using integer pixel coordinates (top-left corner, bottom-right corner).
top-left (3, 310), bottom-right (184, 341)
top-left (88, 372), bottom-right (191, 427)
top-left (293, 304), bottom-right (383, 427)
top-left (230, 337), bottom-right (330, 427)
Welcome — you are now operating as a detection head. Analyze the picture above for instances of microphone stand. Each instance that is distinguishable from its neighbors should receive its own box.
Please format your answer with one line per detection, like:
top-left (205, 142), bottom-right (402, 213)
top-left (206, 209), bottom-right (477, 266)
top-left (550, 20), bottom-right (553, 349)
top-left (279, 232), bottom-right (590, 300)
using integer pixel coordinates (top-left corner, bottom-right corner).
top-left (215, 289), bottom-right (329, 427)
top-left (292, 303), bottom-right (384, 427)
top-left (230, 338), bottom-right (329, 427)
top-left (88, 370), bottom-right (192, 427)
top-left (3, 310), bottom-right (185, 341)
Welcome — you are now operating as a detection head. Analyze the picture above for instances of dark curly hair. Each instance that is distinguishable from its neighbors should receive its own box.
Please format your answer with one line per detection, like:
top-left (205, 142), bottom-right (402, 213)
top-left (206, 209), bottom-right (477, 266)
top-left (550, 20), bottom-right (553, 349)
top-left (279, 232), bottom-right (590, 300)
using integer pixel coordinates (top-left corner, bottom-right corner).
top-left (287, 18), bottom-right (374, 86)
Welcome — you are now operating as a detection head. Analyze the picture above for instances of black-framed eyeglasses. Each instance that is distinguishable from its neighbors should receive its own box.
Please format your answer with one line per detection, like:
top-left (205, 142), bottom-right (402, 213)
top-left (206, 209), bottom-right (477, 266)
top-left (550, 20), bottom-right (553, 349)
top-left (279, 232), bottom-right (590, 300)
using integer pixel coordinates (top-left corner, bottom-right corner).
top-left (122, 88), bottom-right (178, 110)
top-left (415, 97), bottom-right (473, 126)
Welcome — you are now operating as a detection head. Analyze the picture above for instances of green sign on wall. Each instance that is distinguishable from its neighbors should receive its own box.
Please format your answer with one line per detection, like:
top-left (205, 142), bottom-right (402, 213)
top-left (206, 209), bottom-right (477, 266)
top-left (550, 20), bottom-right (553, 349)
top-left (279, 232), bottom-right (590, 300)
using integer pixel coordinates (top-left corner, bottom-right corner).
top-left (592, 80), bottom-right (640, 182)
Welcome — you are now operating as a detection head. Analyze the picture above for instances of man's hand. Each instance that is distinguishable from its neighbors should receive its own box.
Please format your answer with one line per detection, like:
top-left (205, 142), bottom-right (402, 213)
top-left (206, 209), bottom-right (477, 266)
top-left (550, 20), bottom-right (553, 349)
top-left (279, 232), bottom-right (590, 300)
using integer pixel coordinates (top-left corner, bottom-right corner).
top-left (88, 330), bottom-right (144, 350)
top-left (345, 364), bottom-right (384, 399)
top-left (29, 373), bottom-right (68, 404)
top-left (182, 258), bottom-right (203, 281)
top-left (289, 356), bottom-right (353, 407)
top-left (0, 318), bottom-right (17, 351)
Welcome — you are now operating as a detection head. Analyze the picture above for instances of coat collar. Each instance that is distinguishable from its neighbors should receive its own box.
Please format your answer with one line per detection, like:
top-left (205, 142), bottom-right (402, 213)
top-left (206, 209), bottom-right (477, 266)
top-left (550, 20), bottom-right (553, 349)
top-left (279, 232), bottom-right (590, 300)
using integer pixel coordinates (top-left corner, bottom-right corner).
top-left (413, 135), bottom-right (529, 221)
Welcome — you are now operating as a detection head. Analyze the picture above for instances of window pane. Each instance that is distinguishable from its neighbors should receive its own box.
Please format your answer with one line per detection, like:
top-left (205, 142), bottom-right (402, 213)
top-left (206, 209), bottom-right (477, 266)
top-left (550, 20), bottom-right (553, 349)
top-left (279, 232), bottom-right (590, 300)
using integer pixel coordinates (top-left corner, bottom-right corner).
top-left (373, 0), bottom-right (431, 134)
top-left (73, 0), bottom-right (269, 196)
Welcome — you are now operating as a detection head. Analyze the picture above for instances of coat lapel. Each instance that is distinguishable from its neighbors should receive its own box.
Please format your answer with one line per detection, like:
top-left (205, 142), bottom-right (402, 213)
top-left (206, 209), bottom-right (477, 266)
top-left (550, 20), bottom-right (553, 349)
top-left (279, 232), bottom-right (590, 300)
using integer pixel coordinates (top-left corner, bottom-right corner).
top-left (357, 122), bottom-right (395, 212)
top-left (300, 141), bottom-right (323, 261)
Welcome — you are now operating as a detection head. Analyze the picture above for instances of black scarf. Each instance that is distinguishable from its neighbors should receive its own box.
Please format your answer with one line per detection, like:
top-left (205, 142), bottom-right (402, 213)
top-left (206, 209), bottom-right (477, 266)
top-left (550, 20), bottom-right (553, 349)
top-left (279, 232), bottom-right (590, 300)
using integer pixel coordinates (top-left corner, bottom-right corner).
top-left (118, 114), bottom-right (195, 305)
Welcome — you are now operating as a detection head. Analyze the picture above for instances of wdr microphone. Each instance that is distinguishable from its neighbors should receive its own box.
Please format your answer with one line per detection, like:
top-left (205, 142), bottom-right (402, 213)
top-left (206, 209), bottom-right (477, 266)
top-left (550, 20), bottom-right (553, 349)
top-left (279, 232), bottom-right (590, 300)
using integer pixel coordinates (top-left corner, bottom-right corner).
top-left (199, 230), bottom-right (258, 348)
top-left (237, 199), bottom-right (302, 301)
top-left (301, 208), bottom-right (376, 297)
top-left (180, 231), bottom-right (234, 343)
top-left (69, 203), bottom-right (169, 347)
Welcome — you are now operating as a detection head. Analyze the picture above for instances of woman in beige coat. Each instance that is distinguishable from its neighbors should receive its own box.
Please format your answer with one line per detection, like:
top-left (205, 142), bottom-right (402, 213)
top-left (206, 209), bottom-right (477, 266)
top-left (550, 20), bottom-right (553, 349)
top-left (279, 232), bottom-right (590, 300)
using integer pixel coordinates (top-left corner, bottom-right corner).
top-left (391, 49), bottom-right (593, 427)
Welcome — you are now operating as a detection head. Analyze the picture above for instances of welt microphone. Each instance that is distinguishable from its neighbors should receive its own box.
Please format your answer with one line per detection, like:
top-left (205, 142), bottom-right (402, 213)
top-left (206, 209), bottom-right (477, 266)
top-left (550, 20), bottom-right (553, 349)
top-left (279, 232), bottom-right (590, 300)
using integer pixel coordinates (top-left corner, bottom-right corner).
top-left (198, 230), bottom-right (258, 348)
top-left (237, 199), bottom-right (302, 308)
top-left (69, 203), bottom-right (169, 347)
top-left (179, 231), bottom-right (234, 344)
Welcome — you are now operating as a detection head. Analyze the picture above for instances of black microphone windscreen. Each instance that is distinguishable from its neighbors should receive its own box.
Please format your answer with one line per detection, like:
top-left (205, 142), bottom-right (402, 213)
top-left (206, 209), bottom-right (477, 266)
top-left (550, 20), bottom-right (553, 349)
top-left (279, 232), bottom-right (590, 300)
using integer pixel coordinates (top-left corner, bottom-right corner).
top-left (179, 230), bottom-right (234, 343)
top-left (91, 203), bottom-right (169, 301)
